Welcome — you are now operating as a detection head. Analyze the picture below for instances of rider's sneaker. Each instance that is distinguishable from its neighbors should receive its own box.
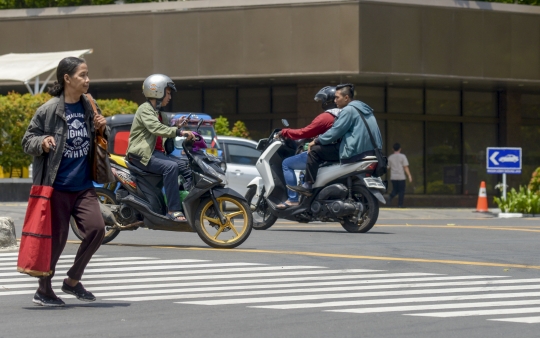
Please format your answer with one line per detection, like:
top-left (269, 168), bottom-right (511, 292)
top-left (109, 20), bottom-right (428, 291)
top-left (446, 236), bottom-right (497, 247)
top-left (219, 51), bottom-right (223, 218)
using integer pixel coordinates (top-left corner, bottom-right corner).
top-left (61, 280), bottom-right (96, 302)
top-left (33, 291), bottom-right (65, 307)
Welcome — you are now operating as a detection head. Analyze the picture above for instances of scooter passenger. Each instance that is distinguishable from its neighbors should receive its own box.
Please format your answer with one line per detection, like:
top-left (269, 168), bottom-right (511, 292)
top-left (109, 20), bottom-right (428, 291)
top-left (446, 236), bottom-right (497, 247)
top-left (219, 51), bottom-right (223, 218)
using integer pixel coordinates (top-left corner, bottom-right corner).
top-left (275, 86), bottom-right (341, 209)
top-left (288, 83), bottom-right (382, 196)
top-left (126, 74), bottom-right (194, 222)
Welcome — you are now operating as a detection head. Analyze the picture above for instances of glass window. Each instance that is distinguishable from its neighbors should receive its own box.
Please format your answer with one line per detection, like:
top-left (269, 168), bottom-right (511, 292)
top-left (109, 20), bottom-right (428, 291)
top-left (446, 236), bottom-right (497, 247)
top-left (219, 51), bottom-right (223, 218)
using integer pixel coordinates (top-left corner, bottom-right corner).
top-left (426, 89), bottom-right (460, 116)
top-left (238, 88), bottom-right (270, 114)
top-left (426, 122), bottom-right (462, 195)
top-left (204, 88), bottom-right (236, 115)
top-left (463, 123), bottom-right (498, 196)
top-left (226, 144), bottom-right (261, 166)
top-left (173, 89), bottom-right (202, 112)
top-left (272, 86), bottom-right (297, 114)
top-left (387, 88), bottom-right (423, 114)
top-left (522, 94), bottom-right (540, 119)
top-left (521, 125), bottom-right (540, 187)
top-left (463, 91), bottom-right (497, 117)
top-left (387, 121), bottom-right (424, 194)
top-left (356, 86), bottom-right (385, 113)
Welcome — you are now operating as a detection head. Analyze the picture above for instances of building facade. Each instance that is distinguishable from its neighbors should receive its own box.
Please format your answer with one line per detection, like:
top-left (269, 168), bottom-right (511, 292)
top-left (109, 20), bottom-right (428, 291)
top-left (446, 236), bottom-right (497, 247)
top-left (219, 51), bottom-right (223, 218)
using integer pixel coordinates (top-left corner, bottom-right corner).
top-left (1, 0), bottom-right (539, 204)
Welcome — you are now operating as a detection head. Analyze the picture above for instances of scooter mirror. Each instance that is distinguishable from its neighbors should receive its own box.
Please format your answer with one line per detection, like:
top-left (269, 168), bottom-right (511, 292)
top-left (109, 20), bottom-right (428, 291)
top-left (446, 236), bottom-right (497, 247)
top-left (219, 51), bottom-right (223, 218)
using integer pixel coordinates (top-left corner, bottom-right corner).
top-left (281, 119), bottom-right (289, 127)
top-left (197, 119), bottom-right (204, 132)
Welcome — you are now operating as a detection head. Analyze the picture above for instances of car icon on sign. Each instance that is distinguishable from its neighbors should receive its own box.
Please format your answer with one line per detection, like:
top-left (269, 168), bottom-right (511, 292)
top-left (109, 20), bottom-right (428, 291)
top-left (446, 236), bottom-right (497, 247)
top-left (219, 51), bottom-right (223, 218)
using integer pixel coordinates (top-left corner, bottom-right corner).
top-left (499, 154), bottom-right (519, 163)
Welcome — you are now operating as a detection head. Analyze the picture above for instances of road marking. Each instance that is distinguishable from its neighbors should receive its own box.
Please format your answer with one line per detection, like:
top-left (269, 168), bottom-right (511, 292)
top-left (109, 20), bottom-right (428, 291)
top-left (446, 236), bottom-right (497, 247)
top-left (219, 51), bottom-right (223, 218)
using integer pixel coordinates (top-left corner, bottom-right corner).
top-left (407, 307), bottom-right (540, 318)
top-left (253, 291), bottom-right (540, 310)
top-left (177, 284), bottom-right (540, 306)
top-left (489, 316), bottom-right (540, 323)
top-left (328, 299), bottom-right (540, 314)
top-left (0, 258), bottom-right (211, 270)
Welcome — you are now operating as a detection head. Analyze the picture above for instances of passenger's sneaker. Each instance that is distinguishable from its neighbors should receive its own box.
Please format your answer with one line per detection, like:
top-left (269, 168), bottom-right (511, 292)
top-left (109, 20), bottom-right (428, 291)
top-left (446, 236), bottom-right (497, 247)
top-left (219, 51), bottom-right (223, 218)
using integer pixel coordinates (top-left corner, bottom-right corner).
top-left (32, 292), bottom-right (65, 307)
top-left (61, 280), bottom-right (96, 302)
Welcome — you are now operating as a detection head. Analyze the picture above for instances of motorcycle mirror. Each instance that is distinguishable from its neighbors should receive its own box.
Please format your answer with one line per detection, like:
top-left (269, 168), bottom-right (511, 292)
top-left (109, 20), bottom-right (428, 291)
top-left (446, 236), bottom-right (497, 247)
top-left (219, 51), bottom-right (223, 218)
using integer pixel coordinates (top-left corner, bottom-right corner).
top-left (281, 119), bottom-right (289, 127)
top-left (197, 119), bottom-right (203, 132)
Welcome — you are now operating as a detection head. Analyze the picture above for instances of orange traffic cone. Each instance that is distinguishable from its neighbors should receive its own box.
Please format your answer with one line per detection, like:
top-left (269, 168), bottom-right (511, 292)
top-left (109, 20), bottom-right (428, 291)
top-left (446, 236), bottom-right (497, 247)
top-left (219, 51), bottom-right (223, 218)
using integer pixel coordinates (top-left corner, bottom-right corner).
top-left (476, 181), bottom-right (488, 212)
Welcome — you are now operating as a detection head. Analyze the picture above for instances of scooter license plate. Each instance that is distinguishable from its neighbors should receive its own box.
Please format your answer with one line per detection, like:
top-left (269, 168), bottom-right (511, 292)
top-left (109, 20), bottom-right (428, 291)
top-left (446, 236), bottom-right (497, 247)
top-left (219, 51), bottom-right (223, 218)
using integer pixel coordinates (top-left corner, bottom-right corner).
top-left (364, 177), bottom-right (385, 189)
top-left (205, 148), bottom-right (218, 156)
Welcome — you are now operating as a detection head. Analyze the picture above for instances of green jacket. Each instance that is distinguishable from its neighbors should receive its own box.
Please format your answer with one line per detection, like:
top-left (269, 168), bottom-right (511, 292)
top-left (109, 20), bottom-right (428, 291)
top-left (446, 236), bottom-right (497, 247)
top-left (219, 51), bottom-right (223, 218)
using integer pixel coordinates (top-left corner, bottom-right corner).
top-left (126, 101), bottom-right (177, 165)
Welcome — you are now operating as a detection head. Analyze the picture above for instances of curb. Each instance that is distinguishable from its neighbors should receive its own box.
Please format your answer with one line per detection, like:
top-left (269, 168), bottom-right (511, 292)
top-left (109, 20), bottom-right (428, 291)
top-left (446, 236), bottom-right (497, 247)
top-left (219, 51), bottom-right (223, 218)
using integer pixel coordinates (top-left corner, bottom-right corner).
top-left (0, 217), bottom-right (18, 249)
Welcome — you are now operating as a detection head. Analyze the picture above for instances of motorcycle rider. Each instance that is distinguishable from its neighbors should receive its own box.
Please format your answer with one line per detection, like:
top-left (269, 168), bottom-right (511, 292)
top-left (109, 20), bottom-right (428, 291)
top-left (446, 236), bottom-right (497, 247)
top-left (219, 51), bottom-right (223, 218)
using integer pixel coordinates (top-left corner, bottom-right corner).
top-left (126, 74), bottom-right (194, 221)
top-left (288, 83), bottom-right (382, 195)
top-left (275, 86), bottom-right (340, 209)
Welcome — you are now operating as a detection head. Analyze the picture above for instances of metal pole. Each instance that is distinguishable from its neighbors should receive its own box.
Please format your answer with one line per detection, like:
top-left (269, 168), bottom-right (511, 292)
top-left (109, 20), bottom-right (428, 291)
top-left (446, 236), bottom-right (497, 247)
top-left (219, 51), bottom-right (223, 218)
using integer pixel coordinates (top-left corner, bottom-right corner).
top-left (502, 173), bottom-right (507, 200)
top-left (34, 76), bottom-right (39, 95)
top-left (24, 81), bottom-right (34, 95)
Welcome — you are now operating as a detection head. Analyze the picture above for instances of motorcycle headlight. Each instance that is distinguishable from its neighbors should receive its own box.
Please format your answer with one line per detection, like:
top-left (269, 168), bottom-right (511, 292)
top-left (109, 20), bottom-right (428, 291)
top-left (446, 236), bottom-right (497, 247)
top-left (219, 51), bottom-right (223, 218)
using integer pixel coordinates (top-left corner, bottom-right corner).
top-left (201, 161), bottom-right (228, 185)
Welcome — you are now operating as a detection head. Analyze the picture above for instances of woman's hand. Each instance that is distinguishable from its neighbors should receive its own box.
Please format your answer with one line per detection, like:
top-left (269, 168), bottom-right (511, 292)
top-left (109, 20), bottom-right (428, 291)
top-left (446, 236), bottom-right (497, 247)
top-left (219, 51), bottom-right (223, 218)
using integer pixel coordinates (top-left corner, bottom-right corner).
top-left (307, 140), bottom-right (316, 153)
top-left (176, 116), bottom-right (189, 127)
top-left (182, 131), bottom-right (195, 140)
top-left (94, 114), bottom-right (107, 132)
top-left (42, 136), bottom-right (56, 153)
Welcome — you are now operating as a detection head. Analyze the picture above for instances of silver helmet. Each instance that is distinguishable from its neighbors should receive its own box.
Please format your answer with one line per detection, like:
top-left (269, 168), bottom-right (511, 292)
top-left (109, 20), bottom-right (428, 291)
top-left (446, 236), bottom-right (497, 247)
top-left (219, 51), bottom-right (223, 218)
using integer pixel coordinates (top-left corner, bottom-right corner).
top-left (142, 74), bottom-right (177, 100)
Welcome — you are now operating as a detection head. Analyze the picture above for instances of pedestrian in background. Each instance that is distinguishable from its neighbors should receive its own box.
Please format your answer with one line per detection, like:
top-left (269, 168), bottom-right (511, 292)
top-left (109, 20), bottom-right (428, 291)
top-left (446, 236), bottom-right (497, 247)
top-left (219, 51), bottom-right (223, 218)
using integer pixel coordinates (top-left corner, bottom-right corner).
top-left (22, 57), bottom-right (106, 307)
top-left (387, 143), bottom-right (412, 208)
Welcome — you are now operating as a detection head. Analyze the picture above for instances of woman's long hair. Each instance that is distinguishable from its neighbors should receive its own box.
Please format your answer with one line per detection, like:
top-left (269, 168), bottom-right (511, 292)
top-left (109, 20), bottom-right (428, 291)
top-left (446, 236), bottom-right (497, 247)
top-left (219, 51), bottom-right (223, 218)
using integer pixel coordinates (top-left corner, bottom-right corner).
top-left (48, 57), bottom-right (86, 97)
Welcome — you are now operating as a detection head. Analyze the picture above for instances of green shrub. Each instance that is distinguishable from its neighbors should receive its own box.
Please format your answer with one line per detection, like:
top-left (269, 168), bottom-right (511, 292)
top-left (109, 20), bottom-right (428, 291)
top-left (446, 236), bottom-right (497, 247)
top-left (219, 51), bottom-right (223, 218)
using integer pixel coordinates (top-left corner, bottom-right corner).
top-left (494, 186), bottom-right (540, 214)
top-left (96, 98), bottom-right (138, 117)
top-left (528, 167), bottom-right (540, 193)
top-left (231, 120), bottom-right (250, 139)
top-left (215, 116), bottom-right (231, 136)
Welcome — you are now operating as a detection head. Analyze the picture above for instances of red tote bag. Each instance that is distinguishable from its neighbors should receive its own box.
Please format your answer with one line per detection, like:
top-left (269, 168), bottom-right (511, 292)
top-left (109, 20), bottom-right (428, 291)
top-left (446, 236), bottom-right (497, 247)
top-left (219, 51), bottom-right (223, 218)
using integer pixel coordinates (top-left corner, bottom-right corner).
top-left (17, 185), bottom-right (54, 277)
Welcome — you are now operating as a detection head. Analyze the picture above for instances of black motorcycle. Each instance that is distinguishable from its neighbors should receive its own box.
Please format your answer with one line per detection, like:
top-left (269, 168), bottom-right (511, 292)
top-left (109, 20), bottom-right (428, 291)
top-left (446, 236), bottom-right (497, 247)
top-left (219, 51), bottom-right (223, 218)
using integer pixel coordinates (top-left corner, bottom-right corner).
top-left (71, 119), bottom-right (253, 249)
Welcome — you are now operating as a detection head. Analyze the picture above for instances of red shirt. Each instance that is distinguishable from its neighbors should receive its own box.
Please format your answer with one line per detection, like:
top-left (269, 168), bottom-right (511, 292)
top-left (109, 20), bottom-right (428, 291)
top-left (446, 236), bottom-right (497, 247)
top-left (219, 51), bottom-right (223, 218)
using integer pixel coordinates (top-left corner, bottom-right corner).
top-left (155, 114), bottom-right (165, 153)
top-left (281, 112), bottom-right (336, 140)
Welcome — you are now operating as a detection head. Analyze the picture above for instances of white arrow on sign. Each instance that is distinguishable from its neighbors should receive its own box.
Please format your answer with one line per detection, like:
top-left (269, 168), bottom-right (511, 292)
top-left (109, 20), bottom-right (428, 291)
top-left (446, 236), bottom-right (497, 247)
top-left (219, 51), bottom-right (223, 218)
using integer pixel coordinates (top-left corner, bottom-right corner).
top-left (490, 151), bottom-right (499, 165)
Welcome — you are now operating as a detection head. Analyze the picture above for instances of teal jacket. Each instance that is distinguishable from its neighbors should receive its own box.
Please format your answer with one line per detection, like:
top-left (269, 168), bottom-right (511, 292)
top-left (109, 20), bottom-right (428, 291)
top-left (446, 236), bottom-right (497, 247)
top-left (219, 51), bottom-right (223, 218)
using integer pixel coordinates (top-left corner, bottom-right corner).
top-left (317, 100), bottom-right (382, 161)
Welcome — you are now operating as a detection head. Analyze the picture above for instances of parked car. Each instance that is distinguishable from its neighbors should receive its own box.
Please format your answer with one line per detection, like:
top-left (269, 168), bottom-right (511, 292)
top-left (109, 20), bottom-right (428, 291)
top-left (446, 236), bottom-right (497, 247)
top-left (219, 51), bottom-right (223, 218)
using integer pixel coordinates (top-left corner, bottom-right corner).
top-left (218, 136), bottom-right (261, 196)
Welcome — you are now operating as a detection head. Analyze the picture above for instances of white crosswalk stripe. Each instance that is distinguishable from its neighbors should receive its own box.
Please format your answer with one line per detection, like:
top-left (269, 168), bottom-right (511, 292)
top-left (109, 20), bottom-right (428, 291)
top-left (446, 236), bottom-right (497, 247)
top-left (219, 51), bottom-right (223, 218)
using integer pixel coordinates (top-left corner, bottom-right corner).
top-left (2, 253), bottom-right (539, 324)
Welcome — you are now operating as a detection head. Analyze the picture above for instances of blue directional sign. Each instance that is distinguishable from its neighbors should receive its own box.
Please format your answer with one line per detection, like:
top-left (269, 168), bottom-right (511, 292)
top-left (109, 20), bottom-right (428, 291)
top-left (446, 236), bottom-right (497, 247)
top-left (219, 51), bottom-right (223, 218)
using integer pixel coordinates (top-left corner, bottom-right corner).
top-left (487, 147), bottom-right (522, 174)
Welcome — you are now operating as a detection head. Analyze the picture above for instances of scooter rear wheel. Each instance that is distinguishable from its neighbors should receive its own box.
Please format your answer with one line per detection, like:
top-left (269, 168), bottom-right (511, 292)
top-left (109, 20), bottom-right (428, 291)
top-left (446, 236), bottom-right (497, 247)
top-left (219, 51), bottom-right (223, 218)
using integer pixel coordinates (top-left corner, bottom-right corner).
top-left (340, 185), bottom-right (379, 233)
top-left (245, 186), bottom-right (278, 230)
top-left (70, 188), bottom-right (120, 245)
top-left (194, 195), bottom-right (252, 249)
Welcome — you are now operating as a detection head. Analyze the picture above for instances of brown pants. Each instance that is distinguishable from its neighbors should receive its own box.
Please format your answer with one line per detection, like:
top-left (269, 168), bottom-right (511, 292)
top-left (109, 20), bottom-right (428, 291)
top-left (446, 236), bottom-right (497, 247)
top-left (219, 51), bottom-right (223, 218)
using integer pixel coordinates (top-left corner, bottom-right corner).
top-left (38, 188), bottom-right (105, 296)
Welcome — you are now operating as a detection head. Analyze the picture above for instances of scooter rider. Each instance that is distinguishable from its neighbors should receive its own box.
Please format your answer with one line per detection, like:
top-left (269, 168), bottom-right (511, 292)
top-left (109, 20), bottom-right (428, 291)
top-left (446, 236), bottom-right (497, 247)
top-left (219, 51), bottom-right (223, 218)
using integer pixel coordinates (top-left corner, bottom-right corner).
top-left (126, 74), bottom-right (194, 222)
top-left (275, 86), bottom-right (340, 209)
top-left (288, 83), bottom-right (382, 195)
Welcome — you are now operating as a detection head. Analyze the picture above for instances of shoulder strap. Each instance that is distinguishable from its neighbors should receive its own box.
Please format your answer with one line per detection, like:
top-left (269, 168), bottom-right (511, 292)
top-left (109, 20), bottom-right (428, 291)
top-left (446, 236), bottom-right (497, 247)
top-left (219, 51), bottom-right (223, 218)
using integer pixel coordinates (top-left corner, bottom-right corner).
top-left (351, 106), bottom-right (378, 149)
top-left (84, 93), bottom-right (102, 137)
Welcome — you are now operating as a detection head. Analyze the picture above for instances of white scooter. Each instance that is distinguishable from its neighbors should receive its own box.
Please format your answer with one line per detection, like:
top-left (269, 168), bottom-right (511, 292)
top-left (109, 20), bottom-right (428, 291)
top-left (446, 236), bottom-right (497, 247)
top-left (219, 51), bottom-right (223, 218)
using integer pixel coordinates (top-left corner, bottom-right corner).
top-left (245, 120), bottom-right (386, 233)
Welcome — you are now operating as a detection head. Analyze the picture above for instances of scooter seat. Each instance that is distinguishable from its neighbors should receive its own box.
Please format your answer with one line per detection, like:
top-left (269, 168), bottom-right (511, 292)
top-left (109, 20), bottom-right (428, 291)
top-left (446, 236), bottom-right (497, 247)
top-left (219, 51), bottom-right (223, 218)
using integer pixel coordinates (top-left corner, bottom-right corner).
top-left (125, 161), bottom-right (163, 178)
top-left (319, 156), bottom-right (377, 168)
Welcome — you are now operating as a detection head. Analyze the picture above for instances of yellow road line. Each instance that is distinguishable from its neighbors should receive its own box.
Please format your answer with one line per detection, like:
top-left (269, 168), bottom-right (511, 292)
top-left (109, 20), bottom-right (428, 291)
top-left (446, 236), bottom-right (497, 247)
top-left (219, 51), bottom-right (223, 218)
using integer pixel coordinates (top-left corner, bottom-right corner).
top-left (272, 224), bottom-right (540, 233)
top-left (62, 240), bottom-right (540, 271)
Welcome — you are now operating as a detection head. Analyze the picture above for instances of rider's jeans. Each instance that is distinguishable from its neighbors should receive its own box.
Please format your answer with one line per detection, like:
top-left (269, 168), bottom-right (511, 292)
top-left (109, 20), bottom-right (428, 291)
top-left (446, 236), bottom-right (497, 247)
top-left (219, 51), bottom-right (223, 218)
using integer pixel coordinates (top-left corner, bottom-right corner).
top-left (282, 151), bottom-right (308, 202)
top-left (131, 150), bottom-right (182, 212)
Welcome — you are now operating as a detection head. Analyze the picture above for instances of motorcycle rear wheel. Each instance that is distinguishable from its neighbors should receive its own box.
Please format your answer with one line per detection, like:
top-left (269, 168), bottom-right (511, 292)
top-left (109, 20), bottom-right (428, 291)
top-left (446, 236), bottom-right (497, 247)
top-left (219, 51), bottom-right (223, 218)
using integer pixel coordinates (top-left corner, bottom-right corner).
top-left (194, 195), bottom-right (252, 249)
top-left (340, 185), bottom-right (379, 233)
top-left (70, 188), bottom-right (121, 245)
top-left (245, 186), bottom-right (278, 230)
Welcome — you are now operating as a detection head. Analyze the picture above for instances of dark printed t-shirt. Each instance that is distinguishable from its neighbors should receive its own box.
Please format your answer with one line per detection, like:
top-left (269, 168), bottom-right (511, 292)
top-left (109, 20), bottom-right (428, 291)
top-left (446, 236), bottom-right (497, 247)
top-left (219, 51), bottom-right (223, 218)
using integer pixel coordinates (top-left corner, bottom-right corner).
top-left (53, 101), bottom-right (94, 191)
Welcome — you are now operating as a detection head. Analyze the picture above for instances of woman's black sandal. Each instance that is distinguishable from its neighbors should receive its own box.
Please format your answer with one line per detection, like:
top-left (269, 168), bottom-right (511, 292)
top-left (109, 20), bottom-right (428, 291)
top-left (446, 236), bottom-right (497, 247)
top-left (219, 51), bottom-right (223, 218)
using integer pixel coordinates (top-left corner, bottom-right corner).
top-left (168, 211), bottom-right (186, 222)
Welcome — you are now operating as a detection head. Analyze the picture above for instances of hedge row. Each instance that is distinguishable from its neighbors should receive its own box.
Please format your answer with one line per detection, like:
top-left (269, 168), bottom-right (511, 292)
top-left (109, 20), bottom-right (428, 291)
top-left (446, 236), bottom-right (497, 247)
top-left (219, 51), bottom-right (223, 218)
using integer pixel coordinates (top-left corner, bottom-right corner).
top-left (0, 92), bottom-right (136, 172)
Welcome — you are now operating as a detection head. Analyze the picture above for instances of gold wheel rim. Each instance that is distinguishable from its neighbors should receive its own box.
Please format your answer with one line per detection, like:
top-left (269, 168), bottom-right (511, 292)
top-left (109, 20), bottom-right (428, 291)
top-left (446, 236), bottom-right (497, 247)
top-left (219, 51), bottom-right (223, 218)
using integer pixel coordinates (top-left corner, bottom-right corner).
top-left (199, 197), bottom-right (249, 244)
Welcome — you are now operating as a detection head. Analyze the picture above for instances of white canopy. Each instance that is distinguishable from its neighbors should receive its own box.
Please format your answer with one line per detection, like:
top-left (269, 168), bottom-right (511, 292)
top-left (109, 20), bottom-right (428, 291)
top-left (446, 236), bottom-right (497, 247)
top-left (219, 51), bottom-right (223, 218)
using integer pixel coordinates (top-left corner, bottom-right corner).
top-left (0, 49), bottom-right (92, 94)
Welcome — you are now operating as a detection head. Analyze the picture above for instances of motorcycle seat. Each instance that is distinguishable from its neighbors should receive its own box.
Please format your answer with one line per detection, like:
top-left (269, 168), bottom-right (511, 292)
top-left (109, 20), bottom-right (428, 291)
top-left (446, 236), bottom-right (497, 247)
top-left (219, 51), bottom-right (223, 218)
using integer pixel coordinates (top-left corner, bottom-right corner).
top-left (125, 160), bottom-right (163, 178)
top-left (319, 156), bottom-right (377, 168)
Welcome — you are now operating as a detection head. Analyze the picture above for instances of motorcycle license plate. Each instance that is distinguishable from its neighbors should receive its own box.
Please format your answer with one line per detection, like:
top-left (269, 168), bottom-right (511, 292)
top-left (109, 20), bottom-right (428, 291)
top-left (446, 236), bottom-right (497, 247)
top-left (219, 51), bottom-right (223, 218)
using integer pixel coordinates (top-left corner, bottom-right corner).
top-left (206, 148), bottom-right (218, 156)
top-left (364, 177), bottom-right (385, 189)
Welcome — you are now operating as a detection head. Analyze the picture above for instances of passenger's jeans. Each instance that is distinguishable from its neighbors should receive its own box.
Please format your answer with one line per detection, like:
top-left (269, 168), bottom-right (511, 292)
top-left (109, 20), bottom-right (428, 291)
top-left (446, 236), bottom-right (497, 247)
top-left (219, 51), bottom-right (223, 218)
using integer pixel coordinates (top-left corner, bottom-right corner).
top-left (282, 151), bottom-right (308, 202)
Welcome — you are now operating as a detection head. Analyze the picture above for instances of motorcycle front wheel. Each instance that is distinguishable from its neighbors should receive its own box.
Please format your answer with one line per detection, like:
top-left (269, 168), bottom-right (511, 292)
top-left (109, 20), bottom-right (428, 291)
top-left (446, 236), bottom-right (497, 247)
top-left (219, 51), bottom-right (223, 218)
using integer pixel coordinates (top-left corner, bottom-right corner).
top-left (70, 188), bottom-right (121, 245)
top-left (340, 185), bottom-right (379, 233)
top-left (194, 195), bottom-right (252, 249)
top-left (245, 186), bottom-right (278, 230)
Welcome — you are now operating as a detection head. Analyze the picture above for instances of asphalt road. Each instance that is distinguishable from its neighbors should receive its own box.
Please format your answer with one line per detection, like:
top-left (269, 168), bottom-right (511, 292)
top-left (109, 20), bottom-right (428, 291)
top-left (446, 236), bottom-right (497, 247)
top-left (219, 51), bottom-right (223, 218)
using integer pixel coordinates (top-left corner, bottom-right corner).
top-left (1, 204), bottom-right (540, 338)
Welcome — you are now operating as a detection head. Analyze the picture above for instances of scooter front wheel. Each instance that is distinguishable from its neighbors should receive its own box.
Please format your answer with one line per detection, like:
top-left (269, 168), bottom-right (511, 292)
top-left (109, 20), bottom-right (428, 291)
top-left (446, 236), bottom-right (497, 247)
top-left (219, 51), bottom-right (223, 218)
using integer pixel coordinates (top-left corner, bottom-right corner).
top-left (194, 195), bottom-right (253, 249)
top-left (245, 186), bottom-right (278, 230)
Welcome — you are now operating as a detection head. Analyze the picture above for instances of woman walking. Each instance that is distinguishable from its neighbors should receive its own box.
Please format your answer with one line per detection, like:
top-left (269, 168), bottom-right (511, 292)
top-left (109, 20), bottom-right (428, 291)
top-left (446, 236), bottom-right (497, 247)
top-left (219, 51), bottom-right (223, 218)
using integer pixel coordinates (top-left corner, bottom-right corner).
top-left (22, 57), bottom-right (106, 306)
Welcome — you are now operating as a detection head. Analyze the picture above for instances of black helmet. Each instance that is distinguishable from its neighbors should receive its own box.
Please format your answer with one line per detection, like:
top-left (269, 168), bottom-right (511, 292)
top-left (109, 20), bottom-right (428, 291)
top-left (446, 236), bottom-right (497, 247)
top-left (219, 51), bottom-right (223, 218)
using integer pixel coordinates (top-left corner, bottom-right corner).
top-left (314, 86), bottom-right (337, 110)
